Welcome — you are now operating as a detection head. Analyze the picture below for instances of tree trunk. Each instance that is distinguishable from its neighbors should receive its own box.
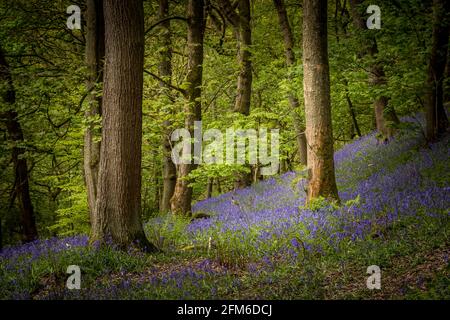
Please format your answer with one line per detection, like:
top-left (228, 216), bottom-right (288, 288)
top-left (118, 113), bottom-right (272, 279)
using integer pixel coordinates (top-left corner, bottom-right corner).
top-left (234, 0), bottom-right (252, 115)
top-left (206, 178), bottom-right (213, 199)
top-left (0, 217), bottom-right (2, 251)
top-left (231, 0), bottom-right (253, 188)
top-left (273, 0), bottom-right (307, 166)
top-left (0, 46), bottom-right (38, 243)
top-left (84, 0), bottom-right (104, 221)
top-left (344, 79), bottom-right (362, 138)
top-left (153, 172), bottom-right (161, 212)
top-left (332, 7), bottom-right (362, 140)
top-left (302, 0), bottom-right (340, 203)
top-left (158, 0), bottom-right (177, 213)
top-left (217, 0), bottom-right (253, 188)
top-left (91, 0), bottom-right (156, 251)
top-left (349, 0), bottom-right (399, 141)
top-left (371, 66), bottom-right (399, 141)
top-left (233, 171), bottom-right (252, 190)
top-left (425, 0), bottom-right (450, 141)
top-left (216, 0), bottom-right (250, 118)
top-left (216, 178), bottom-right (222, 194)
top-left (170, 0), bottom-right (205, 215)
top-left (444, 47), bottom-right (450, 103)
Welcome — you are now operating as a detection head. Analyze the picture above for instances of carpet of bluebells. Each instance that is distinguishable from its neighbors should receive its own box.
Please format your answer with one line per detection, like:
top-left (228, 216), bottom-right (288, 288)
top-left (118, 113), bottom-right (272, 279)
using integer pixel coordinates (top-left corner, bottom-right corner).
top-left (1, 115), bottom-right (449, 299)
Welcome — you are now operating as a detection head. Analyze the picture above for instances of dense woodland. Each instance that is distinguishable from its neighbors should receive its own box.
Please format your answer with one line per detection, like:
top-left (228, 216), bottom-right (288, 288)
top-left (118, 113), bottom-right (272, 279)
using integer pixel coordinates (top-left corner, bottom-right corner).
top-left (0, 0), bottom-right (449, 300)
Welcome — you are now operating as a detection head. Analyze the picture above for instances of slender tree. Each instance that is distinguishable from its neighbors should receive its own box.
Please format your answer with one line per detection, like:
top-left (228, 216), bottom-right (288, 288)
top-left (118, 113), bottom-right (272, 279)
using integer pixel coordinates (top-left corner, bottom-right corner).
top-left (425, 0), bottom-right (449, 141)
top-left (349, 0), bottom-right (399, 141)
top-left (216, 0), bottom-right (254, 189)
top-left (302, 0), bottom-right (340, 203)
top-left (91, 0), bottom-right (156, 251)
top-left (170, 0), bottom-right (206, 215)
top-left (273, 0), bottom-right (307, 165)
top-left (206, 177), bottom-right (213, 199)
top-left (234, 0), bottom-right (252, 116)
top-left (332, 0), bottom-right (361, 139)
top-left (344, 79), bottom-right (362, 138)
top-left (158, 0), bottom-right (177, 213)
top-left (0, 45), bottom-right (38, 243)
top-left (84, 0), bottom-right (105, 221)
top-left (445, 47), bottom-right (450, 103)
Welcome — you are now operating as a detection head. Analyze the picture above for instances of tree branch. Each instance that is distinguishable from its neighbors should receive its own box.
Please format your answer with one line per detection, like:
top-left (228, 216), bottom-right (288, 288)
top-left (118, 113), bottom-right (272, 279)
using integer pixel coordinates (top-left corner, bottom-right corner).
top-left (145, 16), bottom-right (187, 35)
top-left (143, 69), bottom-right (187, 96)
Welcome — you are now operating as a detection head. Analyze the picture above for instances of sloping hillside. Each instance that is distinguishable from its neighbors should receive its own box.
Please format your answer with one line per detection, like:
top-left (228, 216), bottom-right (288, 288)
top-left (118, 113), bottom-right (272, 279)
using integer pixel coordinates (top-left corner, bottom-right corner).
top-left (1, 116), bottom-right (449, 299)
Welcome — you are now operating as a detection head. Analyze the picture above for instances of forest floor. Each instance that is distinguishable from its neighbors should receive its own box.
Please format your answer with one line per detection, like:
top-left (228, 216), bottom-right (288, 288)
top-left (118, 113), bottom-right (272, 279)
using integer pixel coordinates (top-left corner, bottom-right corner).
top-left (1, 114), bottom-right (449, 299)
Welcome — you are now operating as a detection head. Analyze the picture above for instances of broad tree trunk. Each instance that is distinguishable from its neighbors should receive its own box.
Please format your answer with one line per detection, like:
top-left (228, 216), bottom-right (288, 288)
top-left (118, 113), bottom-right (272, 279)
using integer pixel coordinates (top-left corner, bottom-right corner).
top-left (158, 0), bottom-right (177, 213)
top-left (349, 0), bottom-right (399, 141)
top-left (0, 46), bottom-right (38, 243)
top-left (170, 0), bottom-right (205, 215)
top-left (302, 0), bottom-right (340, 203)
top-left (91, 0), bottom-right (156, 251)
top-left (84, 0), bottom-right (104, 221)
top-left (273, 0), bottom-right (307, 166)
top-left (425, 0), bottom-right (450, 141)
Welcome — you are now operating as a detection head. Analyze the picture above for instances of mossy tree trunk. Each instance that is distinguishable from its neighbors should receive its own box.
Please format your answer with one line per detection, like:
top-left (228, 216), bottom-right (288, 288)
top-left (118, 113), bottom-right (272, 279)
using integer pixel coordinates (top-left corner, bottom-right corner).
top-left (84, 0), bottom-right (104, 222)
top-left (170, 0), bottom-right (206, 215)
top-left (158, 0), bottom-right (177, 213)
top-left (273, 0), bottom-right (307, 166)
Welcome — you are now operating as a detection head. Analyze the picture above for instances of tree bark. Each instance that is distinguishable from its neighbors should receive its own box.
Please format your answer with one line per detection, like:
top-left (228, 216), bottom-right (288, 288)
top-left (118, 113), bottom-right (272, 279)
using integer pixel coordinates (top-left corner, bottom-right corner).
top-left (344, 79), bottom-right (362, 138)
top-left (153, 171), bottom-right (161, 212)
top-left (158, 0), bottom-right (177, 213)
top-left (216, 177), bottom-right (222, 193)
top-left (219, 0), bottom-right (253, 188)
top-left (302, 0), bottom-right (340, 203)
top-left (332, 2), bottom-right (361, 140)
top-left (84, 0), bottom-right (104, 221)
top-left (445, 45), bottom-right (450, 103)
top-left (233, 171), bottom-right (252, 190)
top-left (216, 1), bottom-right (253, 188)
top-left (0, 217), bottom-right (2, 251)
top-left (233, 0), bottom-right (252, 115)
top-left (91, 0), bottom-right (156, 251)
top-left (0, 46), bottom-right (38, 243)
top-left (349, 0), bottom-right (399, 141)
top-left (170, 0), bottom-right (205, 215)
top-left (206, 178), bottom-right (213, 199)
top-left (425, 0), bottom-right (450, 141)
top-left (273, 0), bottom-right (307, 166)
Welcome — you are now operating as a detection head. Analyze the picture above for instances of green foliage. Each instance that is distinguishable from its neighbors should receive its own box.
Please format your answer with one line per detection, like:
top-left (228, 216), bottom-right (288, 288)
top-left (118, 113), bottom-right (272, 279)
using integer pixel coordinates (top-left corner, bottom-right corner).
top-left (0, 0), bottom-right (443, 251)
top-left (304, 196), bottom-right (340, 212)
top-left (47, 179), bottom-right (89, 237)
top-left (144, 214), bottom-right (192, 252)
